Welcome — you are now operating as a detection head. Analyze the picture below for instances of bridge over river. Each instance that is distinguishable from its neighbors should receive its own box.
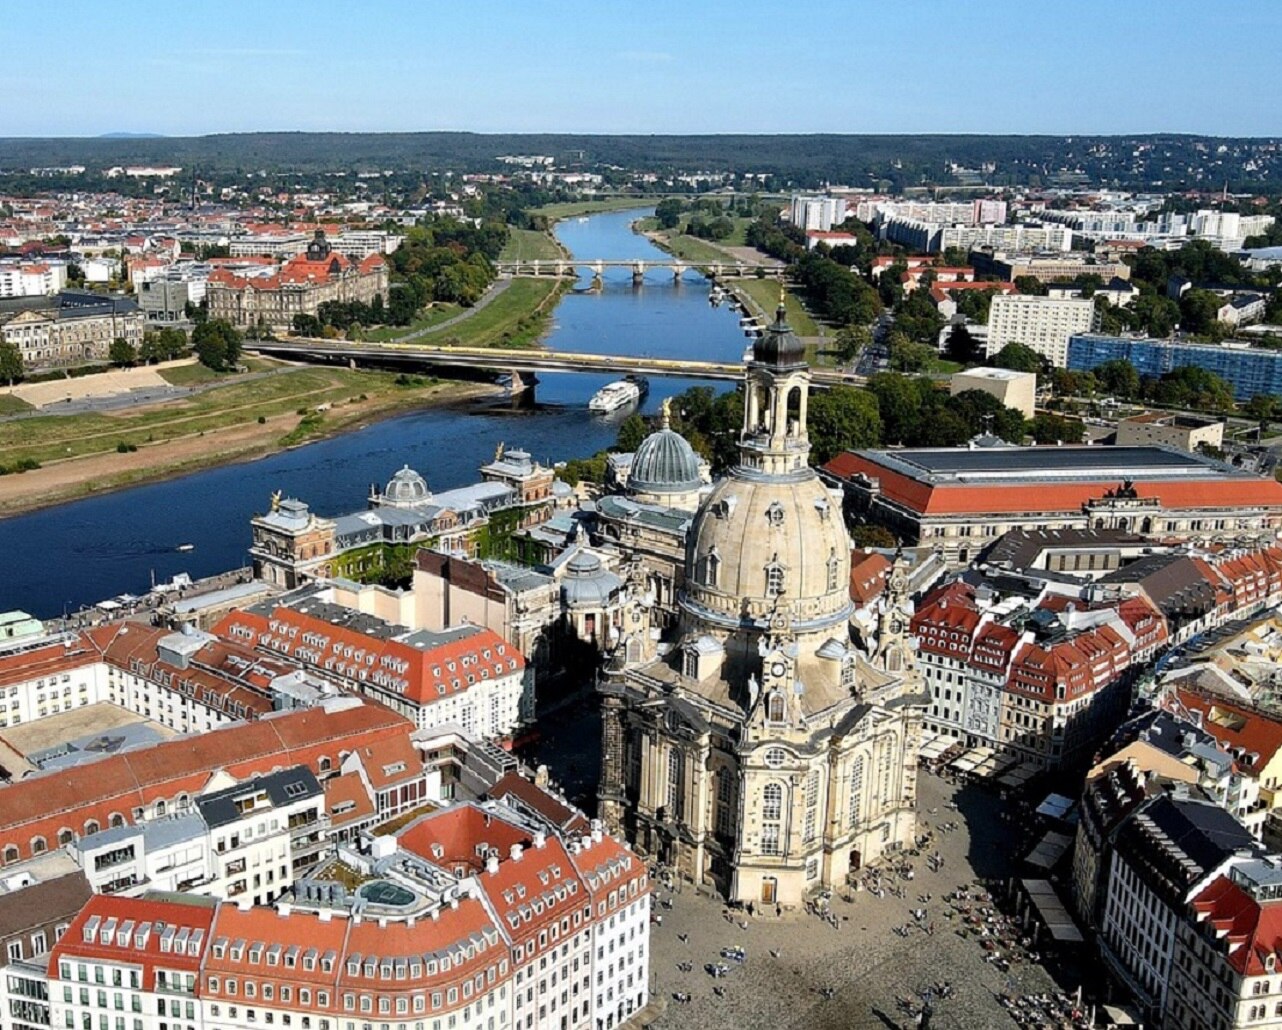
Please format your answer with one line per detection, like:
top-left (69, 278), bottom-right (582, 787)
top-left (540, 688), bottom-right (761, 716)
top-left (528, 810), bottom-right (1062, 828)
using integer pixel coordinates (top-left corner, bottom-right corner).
top-left (246, 339), bottom-right (865, 391)
top-left (495, 258), bottom-right (784, 282)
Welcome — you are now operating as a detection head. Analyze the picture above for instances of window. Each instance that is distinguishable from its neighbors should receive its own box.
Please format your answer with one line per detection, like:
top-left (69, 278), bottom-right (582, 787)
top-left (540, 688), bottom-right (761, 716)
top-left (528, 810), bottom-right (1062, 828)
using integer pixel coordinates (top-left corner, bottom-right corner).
top-left (766, 692), bottom-right (785, 723)
top-left (826, 549), bottom-right (840, 593)
top-left (764, 747), bottom-right (786, 769)
top-left (762, 783), bottom-right (783, 822)
top-left (702, 549), bottom-right (720, 588)
top-left (761, 824), bottom-right (781, 856)
top-left (665, 748), bottom-right (683, 821)
top-left (803, 770), bottom-right (819, 844)
top-left (848, 755), bottom-right (865, 827)
top-left (764, 559), bottom-right (785, 599)
top-left (714, 768), bottom-right (735, 838)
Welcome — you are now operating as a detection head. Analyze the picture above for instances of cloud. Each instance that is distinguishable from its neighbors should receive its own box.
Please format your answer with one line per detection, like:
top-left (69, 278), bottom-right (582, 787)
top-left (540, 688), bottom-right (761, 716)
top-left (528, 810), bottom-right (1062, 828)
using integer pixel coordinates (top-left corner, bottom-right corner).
top-left (617, 50), bottom-right (674, 63)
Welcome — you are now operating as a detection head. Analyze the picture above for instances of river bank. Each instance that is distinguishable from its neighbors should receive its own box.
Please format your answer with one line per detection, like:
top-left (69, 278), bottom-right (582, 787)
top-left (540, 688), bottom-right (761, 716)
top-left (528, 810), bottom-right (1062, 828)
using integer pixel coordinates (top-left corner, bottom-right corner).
top-left (0, 375), bottom-right (500, 518)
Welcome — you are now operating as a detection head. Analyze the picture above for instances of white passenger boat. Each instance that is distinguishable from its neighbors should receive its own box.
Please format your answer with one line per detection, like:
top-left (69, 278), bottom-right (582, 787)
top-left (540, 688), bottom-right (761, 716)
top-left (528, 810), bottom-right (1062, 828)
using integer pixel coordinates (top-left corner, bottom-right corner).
top-left (589, 376), bottom-right (648, 413)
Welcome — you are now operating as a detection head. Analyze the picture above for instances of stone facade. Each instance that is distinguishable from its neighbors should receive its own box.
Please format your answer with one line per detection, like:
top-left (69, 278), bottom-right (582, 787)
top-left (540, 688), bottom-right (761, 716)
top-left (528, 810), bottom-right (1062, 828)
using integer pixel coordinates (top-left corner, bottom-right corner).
top-left (598, 306), bottom-right (925, 907)
top-left (206, 230), bottom-right (388, 331)
top-left (0, 292), bottom-right (143, 369)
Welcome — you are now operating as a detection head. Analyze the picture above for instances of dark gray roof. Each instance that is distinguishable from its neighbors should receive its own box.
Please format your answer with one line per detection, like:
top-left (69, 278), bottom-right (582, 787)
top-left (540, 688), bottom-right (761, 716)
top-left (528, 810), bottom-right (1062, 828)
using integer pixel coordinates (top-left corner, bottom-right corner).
top-left (863, 444), bottom-right (1241, 484)
top-left (629, 428), bottom-right (701, 495)
top-left (194, 766), bottom-right (321, 828)
top-left (1098, 554), bottom-right (1218, 621)
top-left (752, 302), bottom-right (806, 369)
top-left (0, 290), bottom-right (140, 321)
top-left (0, 871), bottom-right (92, 941)
top-left (981, 527), bottom-right (1146, 571)
top-left (1115, 794), bottom-right (1261, 902)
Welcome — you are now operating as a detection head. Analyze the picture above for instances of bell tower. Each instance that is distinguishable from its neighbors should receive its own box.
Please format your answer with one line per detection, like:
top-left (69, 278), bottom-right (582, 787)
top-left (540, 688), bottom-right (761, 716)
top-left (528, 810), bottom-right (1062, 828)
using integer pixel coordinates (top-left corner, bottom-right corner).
top-left (740, 295), bottom-right (811, 478)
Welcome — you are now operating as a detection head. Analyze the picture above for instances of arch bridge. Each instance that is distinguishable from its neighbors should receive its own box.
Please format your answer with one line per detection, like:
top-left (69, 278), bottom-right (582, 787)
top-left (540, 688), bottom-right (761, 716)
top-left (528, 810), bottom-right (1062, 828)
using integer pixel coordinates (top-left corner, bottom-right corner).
top-left (495, 258), bottom-right (781, 283)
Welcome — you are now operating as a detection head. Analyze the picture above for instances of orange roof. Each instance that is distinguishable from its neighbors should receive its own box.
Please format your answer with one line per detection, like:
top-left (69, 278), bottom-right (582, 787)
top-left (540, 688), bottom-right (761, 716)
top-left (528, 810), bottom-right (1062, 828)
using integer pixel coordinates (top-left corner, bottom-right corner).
top-left (325, 771), bottom-right (376, 828)
top-left (1173, 689), bottom-right (1282, 775)
top-left (1191, 875), bottom-right (1282, 976)
top-left (849, 551), bottom-right (891, 606)
top-left (823, 452), bottom-right (1282, 517)
top-left (52, 895), bottom-right (215, 989)
top-left (216, 607), bottom-right (522, 706)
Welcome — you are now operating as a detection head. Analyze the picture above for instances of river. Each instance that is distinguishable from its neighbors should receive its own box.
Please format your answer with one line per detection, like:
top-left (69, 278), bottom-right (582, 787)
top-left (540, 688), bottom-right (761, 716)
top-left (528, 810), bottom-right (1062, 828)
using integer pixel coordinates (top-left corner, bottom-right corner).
top-left (2, 209), bottom-right (749, 618)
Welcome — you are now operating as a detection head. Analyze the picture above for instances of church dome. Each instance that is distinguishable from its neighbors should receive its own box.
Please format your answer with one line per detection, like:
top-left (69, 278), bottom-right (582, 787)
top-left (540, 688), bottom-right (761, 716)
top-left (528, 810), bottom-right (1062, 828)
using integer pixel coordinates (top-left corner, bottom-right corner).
top-left (630, 425), bottom-right (702, 496)
top-left (681, 470), bottom-right (852, 633)
top-left (752, 299), bottom-right (806, 369)
top-left (384, 465), bottom-right (430, 505)
top-left (560, 550), bottom-right (624, 609)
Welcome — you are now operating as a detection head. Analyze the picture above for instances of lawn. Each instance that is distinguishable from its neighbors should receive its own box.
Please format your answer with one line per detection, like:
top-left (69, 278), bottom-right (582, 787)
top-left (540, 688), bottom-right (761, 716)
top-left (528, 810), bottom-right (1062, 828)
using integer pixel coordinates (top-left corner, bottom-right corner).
top-left (662, 233), bottom-right (739, 266)
top-left (0, 367), bottom-right (405, 466)
top-left (734, 276), bottom-right (822, 336)
top-left (364, 304), bottom-right (463, 342)
top-left (500, 228), bottom-right (564, 262)
top-left (427, 278), bottom-right (563, 348)
top-left (532, 197), bottom-right (661, 219)
top-left (156, 356), bottom-right (285, 386)
top-left (0, 394), bottom-right (33, 415)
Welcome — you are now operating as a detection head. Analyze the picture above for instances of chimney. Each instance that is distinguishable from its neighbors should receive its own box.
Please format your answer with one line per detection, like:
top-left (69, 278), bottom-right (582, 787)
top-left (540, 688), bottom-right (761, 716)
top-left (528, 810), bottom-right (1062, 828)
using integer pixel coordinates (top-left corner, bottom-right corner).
top-left (535, 765), bottom-right (550, 788)
top-left (276, 903), bottom-right (291, 918)
top-left (237, 899), bottom-right (251, 912)
top-left (449, 896), bottom-right (459, 909)
top-left (510, 843), bottom-right (523, 862)
top-left (486, 854), bottom-right (500, 875)
top-left (317, 910), bottom-right (331, 923)
top-left (533, 831), bottom-right (547, 850)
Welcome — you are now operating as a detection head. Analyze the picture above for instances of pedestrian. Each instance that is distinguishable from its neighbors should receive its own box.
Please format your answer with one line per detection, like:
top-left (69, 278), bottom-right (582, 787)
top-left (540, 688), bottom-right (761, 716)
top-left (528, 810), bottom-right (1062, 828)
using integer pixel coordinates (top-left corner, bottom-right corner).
top-left (775, 903), bottom-right (782, 918)
top-left (747, 901), bottom-right (754, 918)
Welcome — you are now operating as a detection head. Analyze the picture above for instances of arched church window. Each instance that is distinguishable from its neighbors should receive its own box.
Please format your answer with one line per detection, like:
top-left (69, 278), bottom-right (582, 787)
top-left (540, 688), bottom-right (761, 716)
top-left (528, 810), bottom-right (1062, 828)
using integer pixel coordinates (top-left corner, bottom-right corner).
top-left (715, 768), bottom-right (736, 838)
top-left (826, 549), bottom-right (840, 593)
top-left (848, 755), bottom-right (865, 827)
top-left (803, 770), bottom-right (820, 843)
top-left (765, 560), bottom-right (785, 599)
top-left (666, 747), bottom-right (684, 821)
top-left (767, 691), bottom-right (785, 723)
top-left (762, 783), bottom-right (783, 822)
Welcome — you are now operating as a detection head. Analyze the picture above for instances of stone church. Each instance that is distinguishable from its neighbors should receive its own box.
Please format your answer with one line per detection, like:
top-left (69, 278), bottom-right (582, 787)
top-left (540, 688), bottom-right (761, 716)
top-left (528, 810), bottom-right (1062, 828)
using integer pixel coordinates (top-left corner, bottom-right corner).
top-left (597, 303), bottom-right (927, 907)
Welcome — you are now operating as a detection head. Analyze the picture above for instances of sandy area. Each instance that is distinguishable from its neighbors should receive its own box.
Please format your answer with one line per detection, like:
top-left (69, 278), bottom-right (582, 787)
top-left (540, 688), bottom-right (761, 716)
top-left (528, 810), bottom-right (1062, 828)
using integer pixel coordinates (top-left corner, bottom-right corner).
top-left (0, 382), bottom-right (499, 516)
top-left (3, 358), bottom-right (197, 408)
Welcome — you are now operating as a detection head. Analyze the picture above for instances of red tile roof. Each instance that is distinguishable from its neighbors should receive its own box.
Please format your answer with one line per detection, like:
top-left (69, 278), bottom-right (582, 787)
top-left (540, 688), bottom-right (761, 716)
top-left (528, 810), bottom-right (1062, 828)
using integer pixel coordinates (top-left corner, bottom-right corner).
top-left (215, 607), bottom-right (523, 707)
top-left (823, 452), bottom-right (1282, 517)
top-left (1191, 875), bottom-right (1282, 976)
top-left (1172, 689), bottom-right (1282, 776)
top-left (52, 895), bottom-right (215, 989)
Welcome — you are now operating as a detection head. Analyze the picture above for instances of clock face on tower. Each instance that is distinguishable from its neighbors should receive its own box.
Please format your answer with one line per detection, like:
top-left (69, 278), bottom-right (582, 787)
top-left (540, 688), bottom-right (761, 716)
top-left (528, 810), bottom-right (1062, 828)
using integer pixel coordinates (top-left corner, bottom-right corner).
top-left (889, 618), bottom-right (903, 635)
top-left (770, 661), bottom-right (786, 679)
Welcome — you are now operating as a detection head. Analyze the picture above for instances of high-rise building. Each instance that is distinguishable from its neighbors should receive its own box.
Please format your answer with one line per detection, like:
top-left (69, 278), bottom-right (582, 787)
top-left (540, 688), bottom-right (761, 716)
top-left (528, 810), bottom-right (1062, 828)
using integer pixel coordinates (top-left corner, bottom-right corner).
top-left (986, 293), bottom-right (1099, 367)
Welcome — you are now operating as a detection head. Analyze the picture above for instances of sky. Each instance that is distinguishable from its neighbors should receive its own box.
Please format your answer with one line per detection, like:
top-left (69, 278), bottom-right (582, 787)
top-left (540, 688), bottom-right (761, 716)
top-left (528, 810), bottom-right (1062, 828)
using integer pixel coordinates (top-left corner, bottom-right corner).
top-left (2, 1), bottom-right (1279, 138)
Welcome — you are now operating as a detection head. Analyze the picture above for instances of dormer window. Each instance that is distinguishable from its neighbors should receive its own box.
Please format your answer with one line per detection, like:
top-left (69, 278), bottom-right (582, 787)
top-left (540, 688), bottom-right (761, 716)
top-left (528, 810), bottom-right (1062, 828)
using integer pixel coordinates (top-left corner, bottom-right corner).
top-left (765, 559), bottom-right (785, 599)
top-left (702, 549), bottom-right (721, 589)
top-left (766, 502), bottom-right (784, 528)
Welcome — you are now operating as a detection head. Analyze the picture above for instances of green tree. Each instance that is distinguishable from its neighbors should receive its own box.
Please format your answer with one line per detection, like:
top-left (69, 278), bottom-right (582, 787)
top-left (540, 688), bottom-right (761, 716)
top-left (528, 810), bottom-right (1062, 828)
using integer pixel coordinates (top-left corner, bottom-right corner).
top-left (1179, 288), bottom-right (1224, 337)
top-left (946, 389), bottom-right (1025, 443)
top-left (191, 320), bottom-right (242, 371)
top-left (615, 414), bottom-right (648, 453)
top-left (655, 199), bottom-right (684, 230)
top-left (1094, 358), bottom-right (1140, 398)
top-left (894, 288), bottom-right (945, 345)
top-left (888, 333), bottom-right (936, 373)
top-left (1130, 292), bottom-right (1180, 337)
top-left (852, 524), bottom-right (897, 549)
top-left (0, 340), bottom-right (23, 385)
top-left (1014, 276), bottom-right (1048, 296)
top-left (109, 337), bottom-right (137, 367)
top-left (807, 386), bottom-right (883, 464)
top-left (868, 373), bottom-right (932, 445)
top-left (944, 323), bottom-right (980, 363)
top-left (1245, 395), bottom-right (1277, 431)
top-left (991, 341), bottom-right (1043, 374)
top-left (1028, 412), bottom-right (1086, 444)
top-left (833, 325), bottom-right (871, 364)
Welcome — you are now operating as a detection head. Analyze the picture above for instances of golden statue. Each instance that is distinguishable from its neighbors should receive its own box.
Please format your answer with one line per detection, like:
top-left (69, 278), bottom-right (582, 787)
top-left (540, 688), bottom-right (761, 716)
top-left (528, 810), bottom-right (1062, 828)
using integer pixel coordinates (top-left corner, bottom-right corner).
top-left (661, 396), bottom-right (673, 426)
top-left (270, 490), bottom-right (282, 512)
top-left (494, 441), bottom-right (505, 462)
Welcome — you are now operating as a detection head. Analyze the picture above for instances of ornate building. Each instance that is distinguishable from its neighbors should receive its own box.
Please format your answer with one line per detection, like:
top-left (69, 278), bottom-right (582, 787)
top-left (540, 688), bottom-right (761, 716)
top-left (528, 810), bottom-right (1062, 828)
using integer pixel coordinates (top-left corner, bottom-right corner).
top-left (206, 229), bottom-right (389, 331)
top-left (598, 304), bottom-right (926, 907)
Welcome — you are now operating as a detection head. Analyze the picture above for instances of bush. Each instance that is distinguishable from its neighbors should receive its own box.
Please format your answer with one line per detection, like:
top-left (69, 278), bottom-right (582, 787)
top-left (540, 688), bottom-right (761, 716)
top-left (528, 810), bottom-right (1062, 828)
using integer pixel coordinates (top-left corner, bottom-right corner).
top-left (257, 415), bottom-right (266, 424)
top-left (115, 441), bottom-right (138, 453)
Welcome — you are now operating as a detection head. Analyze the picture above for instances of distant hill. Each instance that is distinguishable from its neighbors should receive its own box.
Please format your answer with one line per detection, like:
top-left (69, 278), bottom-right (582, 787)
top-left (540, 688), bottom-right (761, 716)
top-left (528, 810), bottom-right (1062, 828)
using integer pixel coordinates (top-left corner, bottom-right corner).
top-left (97, 132), bottom-right (166, 140)
top-left (1, 132), bottom-right (1279, 190)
